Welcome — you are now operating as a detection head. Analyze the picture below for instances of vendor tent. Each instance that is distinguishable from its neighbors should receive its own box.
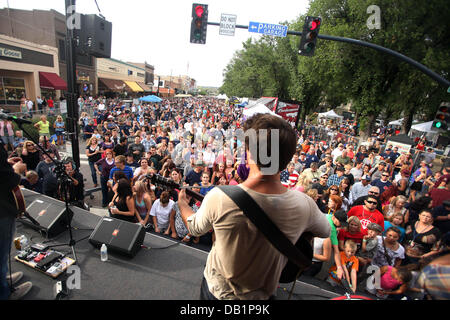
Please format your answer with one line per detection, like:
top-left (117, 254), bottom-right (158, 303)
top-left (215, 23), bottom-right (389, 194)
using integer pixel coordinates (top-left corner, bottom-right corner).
top-left (318, 110), bottom-right (344, 120)
top-left (139, 95), bottom-right (162, 103)
top-left (409, 121), bottom-right (440, 144)
top-left (388, 118), bottom-right (403, 126)
top-left (216, 94), bottom-right (228, 100)
top-left (410, 121), bottom-right (435, 132)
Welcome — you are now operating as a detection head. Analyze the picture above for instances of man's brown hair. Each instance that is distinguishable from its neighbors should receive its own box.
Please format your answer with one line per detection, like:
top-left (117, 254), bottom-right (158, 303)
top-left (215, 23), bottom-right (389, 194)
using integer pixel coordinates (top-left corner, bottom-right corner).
top-left (243, 113), bottom-right (296, 173)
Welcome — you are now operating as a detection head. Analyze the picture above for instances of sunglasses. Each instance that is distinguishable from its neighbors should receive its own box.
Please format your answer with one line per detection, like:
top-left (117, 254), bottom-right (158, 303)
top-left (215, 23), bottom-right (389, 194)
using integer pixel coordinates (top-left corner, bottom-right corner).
top-left (331, 188), bottom-right (339, 191)
top-left (368, 191), bottom-right (379, 195)
top-left (366, 201), bottom-right (378, 205)
top-left (382, 175), bottom-right (389, 177)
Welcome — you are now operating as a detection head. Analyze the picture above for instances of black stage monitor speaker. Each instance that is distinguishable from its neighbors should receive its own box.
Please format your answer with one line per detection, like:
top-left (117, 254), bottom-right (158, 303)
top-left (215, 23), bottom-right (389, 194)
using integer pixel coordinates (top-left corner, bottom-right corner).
top-left (23, 199), bottom-right (73, 238)
top-left (89, 217), bottom-right (146, 258)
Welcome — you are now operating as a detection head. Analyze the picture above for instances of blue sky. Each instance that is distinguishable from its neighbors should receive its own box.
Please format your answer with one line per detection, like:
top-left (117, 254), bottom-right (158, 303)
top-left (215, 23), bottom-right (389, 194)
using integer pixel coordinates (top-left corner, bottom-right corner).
top-left (1, 0), bottom-right (309, 87)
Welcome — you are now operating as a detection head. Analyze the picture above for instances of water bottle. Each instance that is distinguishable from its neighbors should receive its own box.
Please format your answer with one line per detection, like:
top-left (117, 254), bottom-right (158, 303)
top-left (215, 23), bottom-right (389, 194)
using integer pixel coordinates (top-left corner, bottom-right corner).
top-left (100, 244), bottom-right (108, 262)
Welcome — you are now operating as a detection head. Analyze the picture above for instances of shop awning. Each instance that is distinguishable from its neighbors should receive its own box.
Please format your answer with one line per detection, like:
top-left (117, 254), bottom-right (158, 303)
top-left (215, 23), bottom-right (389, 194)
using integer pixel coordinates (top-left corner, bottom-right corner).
top-left (39, 72), bottom-right (68, 90)
top-left (124, 81), bottom-right (144, 92)
top-left (137, 82), bottom-right (152, 92)
top-left (98, 78), bottom-right (128, 91)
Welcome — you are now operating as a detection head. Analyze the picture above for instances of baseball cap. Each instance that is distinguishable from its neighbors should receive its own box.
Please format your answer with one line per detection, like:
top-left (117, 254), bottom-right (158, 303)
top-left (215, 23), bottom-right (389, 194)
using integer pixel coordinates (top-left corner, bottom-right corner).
top-left (367, 222), bottom-right (383, 233)
top-left (333, 210), bottom-right (348, 228)
top-left (362, 175), bottom-right (371, 181)
top-left (195, 160), bottom-right (204, 167)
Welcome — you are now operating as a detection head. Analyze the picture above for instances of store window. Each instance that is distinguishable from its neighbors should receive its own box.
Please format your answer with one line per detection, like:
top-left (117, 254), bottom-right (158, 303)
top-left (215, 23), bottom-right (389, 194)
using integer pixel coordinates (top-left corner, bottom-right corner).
top-left (0, 77), bottom-right (26, 105)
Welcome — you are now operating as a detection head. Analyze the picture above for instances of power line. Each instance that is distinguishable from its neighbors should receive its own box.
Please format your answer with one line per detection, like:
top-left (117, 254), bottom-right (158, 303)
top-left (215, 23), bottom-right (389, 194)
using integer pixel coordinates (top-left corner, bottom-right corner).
top-left (94, 0), bottom-right (104, 19)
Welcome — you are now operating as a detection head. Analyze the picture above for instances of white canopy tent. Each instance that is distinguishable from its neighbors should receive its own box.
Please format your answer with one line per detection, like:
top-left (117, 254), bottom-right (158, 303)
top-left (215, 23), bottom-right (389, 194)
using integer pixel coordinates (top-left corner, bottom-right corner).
top-left (216, 94), bottom-right (228, 100)
top-left (389, 118), bottom-right (403, 126)
top-left (318, 110), bottom-right (344, 123)
top-left (243, 103), bottom-right (281, 119)
top-left (409, 121), bottom-right (440, 144)
top-left (410, 121), bottom-right (434, 132)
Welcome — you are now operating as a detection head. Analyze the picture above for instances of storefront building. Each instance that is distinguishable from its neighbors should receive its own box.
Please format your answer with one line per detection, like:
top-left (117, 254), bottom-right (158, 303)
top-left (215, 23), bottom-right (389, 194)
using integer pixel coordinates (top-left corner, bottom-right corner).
top-left (0, 34), bottom-right (66, 112)
top-left (0, 8), bottom-right (96, 99)
top-left (96, 58), bottom-right (150, 97)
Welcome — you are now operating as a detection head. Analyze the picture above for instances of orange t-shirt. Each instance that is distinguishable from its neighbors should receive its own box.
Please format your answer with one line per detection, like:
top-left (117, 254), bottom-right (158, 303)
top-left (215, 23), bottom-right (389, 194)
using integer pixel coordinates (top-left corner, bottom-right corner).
top-left (329, 251), bottom-right (359, 282)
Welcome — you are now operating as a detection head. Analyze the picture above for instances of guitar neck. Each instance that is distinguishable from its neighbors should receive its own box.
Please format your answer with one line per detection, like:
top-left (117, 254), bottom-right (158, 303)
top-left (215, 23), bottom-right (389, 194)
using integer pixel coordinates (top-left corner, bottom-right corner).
top-left (183, 187), bottom-right (205, 202)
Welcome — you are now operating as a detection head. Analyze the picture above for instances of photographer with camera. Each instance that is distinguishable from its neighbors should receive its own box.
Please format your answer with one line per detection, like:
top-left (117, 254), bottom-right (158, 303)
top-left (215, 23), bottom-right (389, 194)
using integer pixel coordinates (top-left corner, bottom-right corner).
top-left (60, 160), bottom-right (84, 208)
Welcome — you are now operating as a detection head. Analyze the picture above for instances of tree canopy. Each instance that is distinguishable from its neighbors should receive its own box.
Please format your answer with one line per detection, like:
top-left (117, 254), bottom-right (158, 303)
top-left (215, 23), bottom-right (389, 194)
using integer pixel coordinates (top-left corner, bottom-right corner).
top-left (220, 0), bottom-right (450, 136)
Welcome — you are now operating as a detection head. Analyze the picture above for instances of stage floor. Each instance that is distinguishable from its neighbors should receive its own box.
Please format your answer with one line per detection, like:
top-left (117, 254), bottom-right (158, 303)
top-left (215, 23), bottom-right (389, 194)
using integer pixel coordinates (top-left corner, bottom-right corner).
top-left (11, 190), bottom-right (366, 300)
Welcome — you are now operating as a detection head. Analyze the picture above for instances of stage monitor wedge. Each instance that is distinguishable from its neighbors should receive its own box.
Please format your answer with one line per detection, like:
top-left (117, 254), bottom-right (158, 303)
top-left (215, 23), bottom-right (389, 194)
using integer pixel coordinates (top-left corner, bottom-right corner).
top-left (22, 199), bottom-right (73, 238)
top-left (89, 217), bottom-right (146, 258)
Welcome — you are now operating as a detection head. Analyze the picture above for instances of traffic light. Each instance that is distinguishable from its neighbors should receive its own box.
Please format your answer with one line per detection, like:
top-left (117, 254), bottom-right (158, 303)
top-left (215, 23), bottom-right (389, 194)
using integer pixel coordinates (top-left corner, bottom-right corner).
top-left (432, 102), bottom-right (450, 130)
top-left (298, 16), bottom-right (322, 56)
top-left (190, 3), bottom-right (208, 44)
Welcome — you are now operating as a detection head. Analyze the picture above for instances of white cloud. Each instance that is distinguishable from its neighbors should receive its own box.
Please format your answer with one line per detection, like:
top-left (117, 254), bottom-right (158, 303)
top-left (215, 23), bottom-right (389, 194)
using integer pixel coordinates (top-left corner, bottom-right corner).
top-left (1, 0), bottom-right (309, 87)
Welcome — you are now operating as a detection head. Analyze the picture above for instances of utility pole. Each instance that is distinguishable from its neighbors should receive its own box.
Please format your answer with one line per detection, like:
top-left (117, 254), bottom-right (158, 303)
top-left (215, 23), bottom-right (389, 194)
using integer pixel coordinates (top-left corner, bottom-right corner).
top-left (65, 0), bottom-right (81, 170)
top-left (157, 76), bottom-right (160, 97)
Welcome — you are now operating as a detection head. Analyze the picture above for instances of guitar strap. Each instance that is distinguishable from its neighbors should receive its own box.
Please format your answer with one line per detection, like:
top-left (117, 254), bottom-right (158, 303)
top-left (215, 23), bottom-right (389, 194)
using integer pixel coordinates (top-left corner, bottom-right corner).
top-left (217, 185), bottom-right (311, 270)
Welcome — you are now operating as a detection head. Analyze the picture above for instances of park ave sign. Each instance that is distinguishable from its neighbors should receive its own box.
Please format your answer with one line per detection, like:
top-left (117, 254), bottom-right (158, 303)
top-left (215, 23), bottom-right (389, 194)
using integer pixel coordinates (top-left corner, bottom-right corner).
top-left (0, 47), bottom-right (22, 60)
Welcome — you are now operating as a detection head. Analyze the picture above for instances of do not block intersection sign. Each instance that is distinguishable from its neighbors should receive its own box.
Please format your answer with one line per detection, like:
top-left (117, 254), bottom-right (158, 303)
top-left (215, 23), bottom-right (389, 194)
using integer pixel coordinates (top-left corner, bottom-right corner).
top-left (220, 14), bottom-right (237, 36)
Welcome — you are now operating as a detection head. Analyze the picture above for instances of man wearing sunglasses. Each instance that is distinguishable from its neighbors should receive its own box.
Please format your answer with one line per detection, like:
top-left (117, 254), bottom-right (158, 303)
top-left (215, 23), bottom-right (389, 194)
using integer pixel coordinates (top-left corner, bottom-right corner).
top-left (347, 194), bottom-right (384, 236)
top-left (370, 170), bottom-right (392, 194)
top-left (351, 186), bottom-right (383, 213)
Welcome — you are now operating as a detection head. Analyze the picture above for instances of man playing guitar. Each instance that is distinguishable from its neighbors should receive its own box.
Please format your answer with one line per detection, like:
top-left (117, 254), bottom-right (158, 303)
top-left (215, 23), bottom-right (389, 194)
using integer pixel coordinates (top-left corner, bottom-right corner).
top-left (178, 114), bottom-right (331, 300)
top-left (0, 142), bottom-right (32, 300)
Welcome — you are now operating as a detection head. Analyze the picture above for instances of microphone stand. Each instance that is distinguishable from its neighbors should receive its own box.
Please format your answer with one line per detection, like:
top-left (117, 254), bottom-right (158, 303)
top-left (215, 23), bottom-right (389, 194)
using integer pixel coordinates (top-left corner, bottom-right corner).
top-left (14, 120), bottom-right (81, 264)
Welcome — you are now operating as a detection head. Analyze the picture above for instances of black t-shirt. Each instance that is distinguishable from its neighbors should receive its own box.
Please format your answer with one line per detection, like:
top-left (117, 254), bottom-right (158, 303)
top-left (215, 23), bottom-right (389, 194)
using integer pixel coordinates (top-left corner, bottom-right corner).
top-left (404, 221), bottom-right (441, 254)
top-left (86, 145), bottom-right (102, 163)
top-left (21, 151), bottom-right (41, 171)
top-left (0, 143), bottom-right (21, 217)
top-left (113, 143), bottom-right (128, 156)
top-left (68, 171), bottom-right (84, 202)
top-left (150, 154), bottom-right (163, 171)
top-left (128, 143), bottom-right (145, 161)
top-left (311, 182), bottom-right (328, 195)
top-left (343, 173), bottom-right (355, 186)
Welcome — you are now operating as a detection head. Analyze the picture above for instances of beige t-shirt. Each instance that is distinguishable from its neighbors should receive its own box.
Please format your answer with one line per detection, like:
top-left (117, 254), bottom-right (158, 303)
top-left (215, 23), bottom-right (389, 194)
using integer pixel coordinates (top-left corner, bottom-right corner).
top-left (187, 184), bottom-right (331, 300)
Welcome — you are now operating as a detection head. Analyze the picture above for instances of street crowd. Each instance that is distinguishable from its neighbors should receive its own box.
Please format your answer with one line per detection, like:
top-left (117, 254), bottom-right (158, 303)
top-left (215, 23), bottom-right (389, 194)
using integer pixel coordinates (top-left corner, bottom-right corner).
top-left (2, 95), bottom-right (449, 300)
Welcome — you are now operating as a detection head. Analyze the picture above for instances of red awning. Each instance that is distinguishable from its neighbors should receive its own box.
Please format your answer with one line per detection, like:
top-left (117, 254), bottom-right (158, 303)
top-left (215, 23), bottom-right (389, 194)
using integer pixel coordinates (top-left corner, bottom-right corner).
top-left (39, 72), bottom-right (68, 90)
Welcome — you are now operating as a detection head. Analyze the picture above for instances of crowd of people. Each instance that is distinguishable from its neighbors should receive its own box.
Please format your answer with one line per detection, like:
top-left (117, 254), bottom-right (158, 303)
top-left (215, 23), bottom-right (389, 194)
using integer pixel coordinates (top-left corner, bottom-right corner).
top-left (2, 94), bottom-right (449, 300)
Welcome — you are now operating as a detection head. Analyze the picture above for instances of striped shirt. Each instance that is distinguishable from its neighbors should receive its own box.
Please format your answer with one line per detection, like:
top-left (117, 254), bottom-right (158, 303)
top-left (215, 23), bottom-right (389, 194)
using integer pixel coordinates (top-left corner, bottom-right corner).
top-left (108, 165), bottom-right (134, 181)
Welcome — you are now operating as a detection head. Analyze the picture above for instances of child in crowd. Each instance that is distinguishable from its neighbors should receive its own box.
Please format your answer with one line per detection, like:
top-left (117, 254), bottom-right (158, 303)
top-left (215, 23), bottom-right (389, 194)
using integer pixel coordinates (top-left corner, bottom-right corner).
top-left (358, 222), bottom-right (383, 267)
top-left (384, 212), bottom-right (406, 243)
top-left (328, 240), bottom-right (359, 293)
top-left (200, 172), bottom-right (214, 196)
top-left (366, 265), bottom-right (412, 299)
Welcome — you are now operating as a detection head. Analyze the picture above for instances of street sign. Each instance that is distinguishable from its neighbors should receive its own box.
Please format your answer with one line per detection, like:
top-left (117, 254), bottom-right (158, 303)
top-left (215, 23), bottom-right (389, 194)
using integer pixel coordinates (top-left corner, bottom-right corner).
top-left (219, 13), bottom-right (237, 36)
top-left (248, 21), bottom-right (288, 37)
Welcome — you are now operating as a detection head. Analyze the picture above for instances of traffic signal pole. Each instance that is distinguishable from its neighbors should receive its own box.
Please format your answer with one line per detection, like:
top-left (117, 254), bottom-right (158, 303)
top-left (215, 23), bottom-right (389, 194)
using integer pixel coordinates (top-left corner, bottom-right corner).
top-left (206, 21), bottom-right (450, 90)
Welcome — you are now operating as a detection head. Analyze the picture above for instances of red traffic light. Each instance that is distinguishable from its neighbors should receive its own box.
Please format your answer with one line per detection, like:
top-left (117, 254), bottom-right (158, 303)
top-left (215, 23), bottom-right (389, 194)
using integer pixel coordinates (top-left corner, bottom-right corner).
top-left (439, 106), bottom-right (448, 113)
top-left (309, 19), bottom-right (321, 31)
top-left (195, 5), bottom-right (204, 18)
